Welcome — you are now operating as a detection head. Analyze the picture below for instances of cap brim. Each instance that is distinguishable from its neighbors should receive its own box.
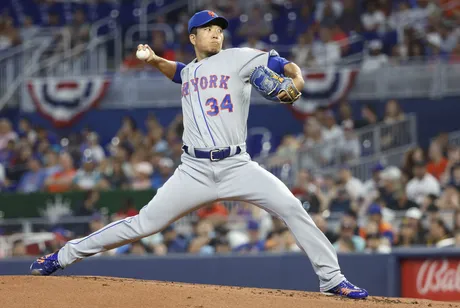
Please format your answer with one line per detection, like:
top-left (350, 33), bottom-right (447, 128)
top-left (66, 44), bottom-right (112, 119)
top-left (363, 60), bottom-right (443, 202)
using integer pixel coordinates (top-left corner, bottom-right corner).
top-left (190, 16), bottom-right (228, 33)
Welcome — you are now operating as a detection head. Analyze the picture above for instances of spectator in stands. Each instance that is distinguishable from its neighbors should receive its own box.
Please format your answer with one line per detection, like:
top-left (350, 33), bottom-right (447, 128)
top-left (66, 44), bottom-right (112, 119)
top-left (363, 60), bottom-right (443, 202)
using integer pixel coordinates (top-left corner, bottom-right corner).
top-left (188, 219), bottom-right (215, 254)
top-left (234, 220), bottom-right (266, 254)
top-left (8, 145), bottom-right (33, 184)
top-left (331, 23), bottom-right (349, 54)
top-left (18, 118), bottom-right (37, 145)
top-left (328, 184), bottom-right (353, 212)
top-left (361, 0), bottom-right (387, 36)
top-left (129, 241), bottom-right (149, 256)
top-left (16, 157), bottom-right (46, 193)
top-left (406, 160), bottom-right (441, 205)
top-left (131, 161), bottom-right (153, 190)
top-left (101, 158), bottom-right (130, 190)
top-left (312, 214), bottom-right (338, 243)
top-left (427, 141), bottom-right (448, 180)
top-left (402, 146), bottom-right (426, 179)
top-left (237, 6), bottom-right (272, 39)
top-left (355, 103), bottom-right (380, 128)
top-left (318, 0), bottom-right (342, 27)
top-left (364, 232), bottom-right (391, 253)
top-left (315, 0), bottom-right (343, 26)
top-left (383, 99), bottom-right (406, 124)
top-left (338, 101), bottom-right (355, 128)
top-left (361, 40), bottom-right (389, 72)
top-left (338, 0), bottom-right (361, 34)
top-left (440, 146), bottom-right (460, 186)
top-left (66, 9), bottom-right (90, 48)
top-left (339, 165), bottom-right (364, 201)
top-left (151, 31), bottom-right (176, 61)
top-left (0, 119), bottom-right (18, 151)
top-left (378, 166), bottom-right (403, 209)
top-left (448, 164), bottom-right (460, 190)
top-left (322, 110), bottom-right (343, 143)
top-left (312, 27), bottom-right (342, 66)
top-left (72, 155), bottom-right (102, 191)
top-left (290, 4), bottom-right (316, 38)
top-left (239, 34), bottom-right (268, 50)
top-left (363, 163), bottom-right (384, 199)
top-left (437, 185), bottom-right (460, 209)
top-left (338, 120), bottom-right (361, 162)
top-left (333, 221), bottom-right (365, 252)
top-left (270, 135), bottom-right (300, 165)
top-left (44, 152), bottom-right (76, 193)
top-left (0, 14), bottom-right (21, 50)
top-left (162, 225), bottom-right (188, 254)
top-left (427, 218), bottom-right (454, 247)
top-left (114, 197), bottom-right (139, 219)
top-left (298, 118), bottom-right (333, 168)
top-left (151, 157), bottom-right (174, 189)
top-left (197, 202), bottom-right (229, 226)
top-left (82, 132), bottom-right (105, 163)
top-left (360, 204), bottom-right (394, 244)
top-left (399, 207), bottom-right (427, 246)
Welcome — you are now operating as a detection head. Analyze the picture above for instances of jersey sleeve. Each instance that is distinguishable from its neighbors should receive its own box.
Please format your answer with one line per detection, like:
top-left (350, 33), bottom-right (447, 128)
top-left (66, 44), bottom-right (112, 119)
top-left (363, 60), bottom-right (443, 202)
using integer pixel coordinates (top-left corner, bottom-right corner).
top-left (236, 48), bottom-right (270, 82)
top-left (237, 48), bottom-right (289, 82)
top-left (172, 62), bottom-right (186, 84)
top-left (267, 53), bottom-right (291, 76)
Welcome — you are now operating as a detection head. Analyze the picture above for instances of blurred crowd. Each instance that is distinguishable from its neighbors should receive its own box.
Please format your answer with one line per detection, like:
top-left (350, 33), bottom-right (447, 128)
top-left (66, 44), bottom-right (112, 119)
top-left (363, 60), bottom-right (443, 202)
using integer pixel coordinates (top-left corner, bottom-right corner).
top-left (1, 95), bottom-right (460, 258)
top-left (120, 0), bottom-right (460, 71)
top-left (1, 0), bottom-right (459, 70)
top-left (0, 113), bottom-right (184, 193)
top-left (270, 98), bottom-right (410, 170)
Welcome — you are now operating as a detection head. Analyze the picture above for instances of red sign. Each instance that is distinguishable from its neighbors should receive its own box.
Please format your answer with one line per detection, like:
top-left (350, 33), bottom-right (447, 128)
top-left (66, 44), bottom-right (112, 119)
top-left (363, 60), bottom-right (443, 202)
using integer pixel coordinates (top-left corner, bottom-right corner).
top-left (401, 259), bottom-right (460, 301)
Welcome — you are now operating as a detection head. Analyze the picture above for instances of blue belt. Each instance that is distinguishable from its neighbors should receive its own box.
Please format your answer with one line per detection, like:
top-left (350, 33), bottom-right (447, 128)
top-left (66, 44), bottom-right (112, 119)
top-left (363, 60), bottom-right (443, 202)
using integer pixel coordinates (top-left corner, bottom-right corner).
top-left (182, 145), bottom-right (241, 161)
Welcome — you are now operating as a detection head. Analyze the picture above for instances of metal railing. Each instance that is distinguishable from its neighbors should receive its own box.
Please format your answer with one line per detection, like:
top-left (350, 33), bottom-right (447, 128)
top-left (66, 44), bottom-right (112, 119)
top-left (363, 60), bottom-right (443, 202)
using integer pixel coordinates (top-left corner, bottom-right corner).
top-left (258, 115), bottom-right (417, 182)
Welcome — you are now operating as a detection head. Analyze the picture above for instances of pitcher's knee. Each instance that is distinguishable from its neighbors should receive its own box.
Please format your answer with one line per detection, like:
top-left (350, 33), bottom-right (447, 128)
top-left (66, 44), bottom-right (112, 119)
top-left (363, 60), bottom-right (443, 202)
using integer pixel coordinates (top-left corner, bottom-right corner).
top-left (277, 197), bottom-right (305, 218)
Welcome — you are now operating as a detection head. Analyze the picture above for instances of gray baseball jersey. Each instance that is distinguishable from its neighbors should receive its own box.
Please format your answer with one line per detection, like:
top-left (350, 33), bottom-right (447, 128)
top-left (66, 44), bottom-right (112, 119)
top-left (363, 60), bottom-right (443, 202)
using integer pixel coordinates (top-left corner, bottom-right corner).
top-left (57, 47), bottom-right (344, 291)
top-left (180, 48), bottom-right (272, 148)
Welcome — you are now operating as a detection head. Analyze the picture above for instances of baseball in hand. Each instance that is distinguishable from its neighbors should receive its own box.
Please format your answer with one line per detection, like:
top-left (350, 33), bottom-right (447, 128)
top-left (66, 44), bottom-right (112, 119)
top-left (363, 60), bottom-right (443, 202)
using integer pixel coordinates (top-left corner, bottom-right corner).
top-left (136, 49), bottom-right (150, 61)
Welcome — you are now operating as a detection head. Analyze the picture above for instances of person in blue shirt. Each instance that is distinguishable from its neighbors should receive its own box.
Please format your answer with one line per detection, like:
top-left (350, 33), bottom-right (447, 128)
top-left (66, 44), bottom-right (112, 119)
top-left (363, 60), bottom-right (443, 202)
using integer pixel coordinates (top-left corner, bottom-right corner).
top-left (234, 220), bottom-right (266, 253)
top-left (17, 157), bottom-right (47, 193)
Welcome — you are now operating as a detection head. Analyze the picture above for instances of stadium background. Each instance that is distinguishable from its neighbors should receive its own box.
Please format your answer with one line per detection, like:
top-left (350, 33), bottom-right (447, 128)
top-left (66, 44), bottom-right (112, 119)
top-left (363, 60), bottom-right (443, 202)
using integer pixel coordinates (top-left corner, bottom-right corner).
top-left (0, 0), bottom-right (460, 301)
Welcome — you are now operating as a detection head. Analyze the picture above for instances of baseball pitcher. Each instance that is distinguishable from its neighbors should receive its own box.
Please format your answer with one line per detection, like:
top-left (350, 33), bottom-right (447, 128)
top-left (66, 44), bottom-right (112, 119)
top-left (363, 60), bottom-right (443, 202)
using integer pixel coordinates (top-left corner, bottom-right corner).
top-left (30, 10), bottom-right (368, 299)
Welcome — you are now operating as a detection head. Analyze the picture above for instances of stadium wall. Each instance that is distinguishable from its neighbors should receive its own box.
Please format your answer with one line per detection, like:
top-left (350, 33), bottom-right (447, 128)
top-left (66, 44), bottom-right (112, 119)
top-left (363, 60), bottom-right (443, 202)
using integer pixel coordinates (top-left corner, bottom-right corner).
top-left (1, 249), bottom-right (459, 300)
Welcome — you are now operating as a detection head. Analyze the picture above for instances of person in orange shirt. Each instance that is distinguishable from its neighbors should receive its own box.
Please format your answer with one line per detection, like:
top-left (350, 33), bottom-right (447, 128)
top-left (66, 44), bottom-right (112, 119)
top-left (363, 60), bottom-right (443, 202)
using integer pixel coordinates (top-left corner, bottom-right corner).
top-left (427, 141), bottom-right (448, 180)
top-left (44, 152), bottom-right (76, 193)
top-left (196, 201), bottom-right (228, 226)
top-left (359, 203), bottom-right (394, 244)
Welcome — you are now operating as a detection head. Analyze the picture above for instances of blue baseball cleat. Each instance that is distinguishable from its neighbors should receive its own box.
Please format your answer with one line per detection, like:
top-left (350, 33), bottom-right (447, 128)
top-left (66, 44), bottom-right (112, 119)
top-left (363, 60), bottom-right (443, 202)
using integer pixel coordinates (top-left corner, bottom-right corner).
top-left (30, 251), bottom-right (62, 276)
top-left (323, 279), bottom-right (369, 299)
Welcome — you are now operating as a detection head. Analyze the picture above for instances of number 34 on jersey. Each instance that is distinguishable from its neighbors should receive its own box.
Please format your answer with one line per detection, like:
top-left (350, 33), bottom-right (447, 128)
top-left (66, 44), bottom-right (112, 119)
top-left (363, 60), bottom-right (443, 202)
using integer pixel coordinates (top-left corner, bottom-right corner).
top-left (181, 74), bottom-right (234, 117)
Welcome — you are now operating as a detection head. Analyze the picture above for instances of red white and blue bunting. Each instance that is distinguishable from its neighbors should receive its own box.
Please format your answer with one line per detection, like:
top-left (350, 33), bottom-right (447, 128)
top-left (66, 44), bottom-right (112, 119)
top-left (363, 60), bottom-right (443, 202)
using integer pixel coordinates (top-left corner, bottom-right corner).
top-left (290, 68), bottom-right (358, 119)
top-left (27, 77), bottom-right (110, 127)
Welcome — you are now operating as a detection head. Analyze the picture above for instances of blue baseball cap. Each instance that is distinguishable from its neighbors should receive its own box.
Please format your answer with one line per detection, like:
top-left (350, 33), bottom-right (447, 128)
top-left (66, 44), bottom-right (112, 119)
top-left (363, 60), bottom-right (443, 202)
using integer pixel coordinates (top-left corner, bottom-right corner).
top-left (368, 204), bottom-right (382, 215)
top-left (188, 10), bottom-right (228, 34)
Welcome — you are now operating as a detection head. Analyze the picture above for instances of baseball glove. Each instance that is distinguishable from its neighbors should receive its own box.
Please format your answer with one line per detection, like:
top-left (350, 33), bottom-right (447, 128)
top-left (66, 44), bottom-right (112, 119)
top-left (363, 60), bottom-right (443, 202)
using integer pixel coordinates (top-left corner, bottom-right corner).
top-left (249, 66), bottom-right (301, 104)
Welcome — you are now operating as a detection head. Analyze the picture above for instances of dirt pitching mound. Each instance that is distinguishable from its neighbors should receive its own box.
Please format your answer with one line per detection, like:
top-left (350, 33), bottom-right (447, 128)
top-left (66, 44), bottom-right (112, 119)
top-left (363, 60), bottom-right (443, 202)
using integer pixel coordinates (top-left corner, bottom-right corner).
top-left (0, 276), bottom-right (458, 308)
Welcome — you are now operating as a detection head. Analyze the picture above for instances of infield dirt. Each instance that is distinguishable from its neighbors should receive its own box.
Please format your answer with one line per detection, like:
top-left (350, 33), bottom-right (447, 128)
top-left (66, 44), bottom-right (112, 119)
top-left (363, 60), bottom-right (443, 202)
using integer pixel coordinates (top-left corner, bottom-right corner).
top-left (0, 276), bottom-right (457, 308)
